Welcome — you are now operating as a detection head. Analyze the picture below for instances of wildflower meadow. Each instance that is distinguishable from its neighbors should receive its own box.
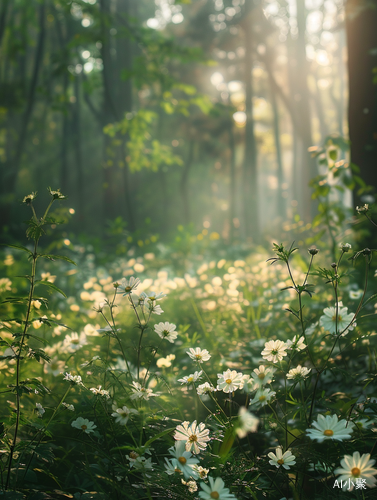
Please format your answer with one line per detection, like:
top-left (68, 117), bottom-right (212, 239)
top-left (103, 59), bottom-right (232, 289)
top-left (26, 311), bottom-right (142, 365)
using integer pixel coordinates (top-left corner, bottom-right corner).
top-left (1, 172), bottom-right (377, 500)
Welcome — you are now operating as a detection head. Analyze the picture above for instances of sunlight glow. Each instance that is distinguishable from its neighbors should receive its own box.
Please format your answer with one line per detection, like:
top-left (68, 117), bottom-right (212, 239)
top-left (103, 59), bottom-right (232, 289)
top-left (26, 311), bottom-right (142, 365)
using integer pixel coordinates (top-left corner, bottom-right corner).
top-left (210, 72), bottom-right (224, 86)
top-left (233, 111), bottom-right (246, 127)
top-left (147, 18), bottom-right (160, 29)
top-left (228, 80), bottom-right (243, 93)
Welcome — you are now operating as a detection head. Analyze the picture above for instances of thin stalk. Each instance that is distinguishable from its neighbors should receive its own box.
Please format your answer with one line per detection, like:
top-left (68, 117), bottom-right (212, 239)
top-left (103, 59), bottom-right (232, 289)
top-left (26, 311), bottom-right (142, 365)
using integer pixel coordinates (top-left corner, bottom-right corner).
top-left (5, 237), bottom-right (38, 490)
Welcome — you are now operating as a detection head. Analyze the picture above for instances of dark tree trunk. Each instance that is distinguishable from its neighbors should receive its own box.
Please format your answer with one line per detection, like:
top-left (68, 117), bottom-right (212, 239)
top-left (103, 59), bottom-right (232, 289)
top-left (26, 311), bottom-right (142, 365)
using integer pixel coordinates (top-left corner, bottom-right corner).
top-left (0, 1), bottom-right (45, 234)
top-left (346, 0), bottom-right (377, 203)
top-left (0, 0), bottom-right (9, 47)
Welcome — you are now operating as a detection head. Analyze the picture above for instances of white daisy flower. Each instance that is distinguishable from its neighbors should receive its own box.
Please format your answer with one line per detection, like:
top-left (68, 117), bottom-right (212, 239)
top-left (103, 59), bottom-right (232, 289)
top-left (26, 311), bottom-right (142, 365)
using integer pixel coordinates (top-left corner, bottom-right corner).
top-left (187, 347), bottom-right (211, 363)
top-left (130, 381), bottom-right (159, 400)
top-left (199, 476), bottom-right (236, 499)
top-left (250, 365), bottom-right (275, 387)
top-left (44, 357), bottom-right (65, 377)
top-left (164, 457), bottom-right (180, 475)
top-left (63, 331), bottom-right (87, 352)
top-left (168, 440), bottom-right (199, 479)
top-left (286, 335), bottom-right (306, 351)
top-left (115, 276), bottom-right (140, 295)
top-left (236, 407), bottom-right (259, 438)
top-left (217, 369), bottom-right (244, 393)
top-left (306, 414), bottom-right (354, 442)
top-left (197, 382), bottom-right (216, 395)
top-left (140, 291), bottom-right (166, 302)
top-left (261, 340), bottom-right (288, 363)
top-left (174, 420), bottom-right (210, 454)
top-left (178, 371), bottom-right (203, 386)
top-left (249, 388), bottom-right (276, 407)
top-left (146, 302), bottom-right (164, 315)
top-left (319, 302), bottom-right (355, 334)
top-left (286, 365), bottom-right (311, 381)
top-left (111, 405), bottom-right (138, 425)
top-left (268, 447), bottom-right (296, 470)
top-left (71, 417), bottom-right (96, 434)
top-left (334, 451), bottom-right (377, 491)
top-left (154, 322), bottom-right (178, 343)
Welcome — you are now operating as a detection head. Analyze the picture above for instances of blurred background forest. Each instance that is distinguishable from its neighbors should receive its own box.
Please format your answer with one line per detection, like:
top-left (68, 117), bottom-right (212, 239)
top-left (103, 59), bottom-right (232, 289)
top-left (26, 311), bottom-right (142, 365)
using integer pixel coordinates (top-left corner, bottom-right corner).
top-left (1, 0), bottom-right (377, 253)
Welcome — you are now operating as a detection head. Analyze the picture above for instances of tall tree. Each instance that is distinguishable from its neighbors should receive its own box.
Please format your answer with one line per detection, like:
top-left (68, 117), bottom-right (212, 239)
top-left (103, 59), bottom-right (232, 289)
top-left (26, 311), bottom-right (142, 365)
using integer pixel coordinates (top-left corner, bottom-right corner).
top-left (346, 0), bottom-right (377, 202)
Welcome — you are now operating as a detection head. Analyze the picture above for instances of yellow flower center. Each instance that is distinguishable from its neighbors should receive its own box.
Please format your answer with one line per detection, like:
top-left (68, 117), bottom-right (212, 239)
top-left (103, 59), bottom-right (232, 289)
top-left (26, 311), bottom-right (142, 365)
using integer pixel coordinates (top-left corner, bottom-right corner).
top-left (187, 377), bottom-right (194, 383)
top-left (178, 456), bottom-right (187, 465)
top-left (351, 467), bottom-right (361, 477)
top-left (81, 425), bottom-right (87, 431)
top-left (189, 435), bottom-right (198, 442)
top-left (195, 354), bottom-right (202, 359)
top-left (259, 395), bottom-right (266, 402)
top-left (125, 286), bottom-right (132, 292)
top-left (258, 373), bottom-right (265, 379)
top-left (277, 459), bottom-right (284, 465)
top-left (332, 315), bottom-right (342, 322)
top-left (323, 429), bottom-right (333, 436)
top-left (226, 378), bottom-right (232, 384)
top-left (210, 493), bottom-right (219, 499)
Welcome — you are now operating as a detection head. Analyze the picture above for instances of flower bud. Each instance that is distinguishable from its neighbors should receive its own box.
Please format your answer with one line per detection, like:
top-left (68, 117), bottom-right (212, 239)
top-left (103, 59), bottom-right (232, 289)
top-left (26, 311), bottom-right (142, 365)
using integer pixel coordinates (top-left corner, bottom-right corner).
top-left (308, 247), bottom-right (319, 256)
top-left (340, 243), bottom-right (352, 252)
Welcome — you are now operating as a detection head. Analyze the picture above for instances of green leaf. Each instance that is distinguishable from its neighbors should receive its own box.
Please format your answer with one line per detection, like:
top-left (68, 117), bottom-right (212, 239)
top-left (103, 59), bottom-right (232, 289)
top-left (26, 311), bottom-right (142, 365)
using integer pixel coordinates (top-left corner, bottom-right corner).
top-left (2, 296), bottom-right (29, 305)
top-left (0, 243), bottom-right (33, 255)
top-left (35, 280), bottom-right (67, 298)
top-left (328, 148), bottom-right (338, 161)
top-left (39, 254), bottom-right (76, 265)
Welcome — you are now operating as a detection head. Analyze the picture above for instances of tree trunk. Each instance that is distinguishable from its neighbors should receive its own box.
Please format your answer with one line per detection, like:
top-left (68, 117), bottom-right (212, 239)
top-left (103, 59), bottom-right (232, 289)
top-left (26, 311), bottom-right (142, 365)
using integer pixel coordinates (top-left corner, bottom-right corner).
top-left (295, 0), bottom-right (317, 219)
top-left (346, 0), bottom-right (377, 203)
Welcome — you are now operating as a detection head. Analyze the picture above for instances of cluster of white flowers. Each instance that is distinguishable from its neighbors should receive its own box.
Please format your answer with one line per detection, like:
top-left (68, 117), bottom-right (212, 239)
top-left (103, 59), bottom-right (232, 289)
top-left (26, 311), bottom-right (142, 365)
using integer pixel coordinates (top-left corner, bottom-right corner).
top-left (90, 385), bottom-right (110, 399)
top-left (63, 372), bottom-right (83, 386)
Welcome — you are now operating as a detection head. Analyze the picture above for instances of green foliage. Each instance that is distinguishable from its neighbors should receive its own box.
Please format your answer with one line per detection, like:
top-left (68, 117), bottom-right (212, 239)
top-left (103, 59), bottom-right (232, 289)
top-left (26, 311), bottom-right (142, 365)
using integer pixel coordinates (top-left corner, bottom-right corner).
top-left (1, 180), bottom-right (377, 497)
